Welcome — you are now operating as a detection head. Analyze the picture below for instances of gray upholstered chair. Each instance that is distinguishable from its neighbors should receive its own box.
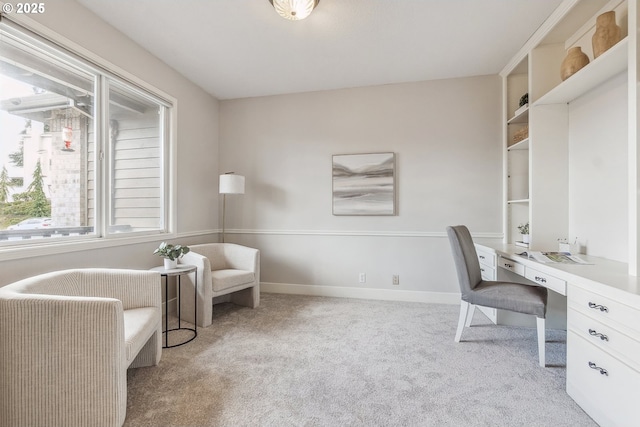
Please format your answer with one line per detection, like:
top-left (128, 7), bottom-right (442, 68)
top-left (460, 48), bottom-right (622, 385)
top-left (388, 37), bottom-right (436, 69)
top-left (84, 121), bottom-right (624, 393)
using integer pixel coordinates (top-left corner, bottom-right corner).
top-left (179, 243), bottom-right (260, 327)
top-left (446, 225), bottom-right (548, 367)
top-left (0, 268), bottom-right (162, 427)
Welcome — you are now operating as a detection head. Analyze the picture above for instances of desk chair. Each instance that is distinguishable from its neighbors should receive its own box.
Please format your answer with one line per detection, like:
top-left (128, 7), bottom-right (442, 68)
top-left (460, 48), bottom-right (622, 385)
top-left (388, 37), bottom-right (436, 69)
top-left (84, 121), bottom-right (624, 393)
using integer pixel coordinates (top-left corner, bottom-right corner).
top-left (446, 225), bottom-right (548, 367)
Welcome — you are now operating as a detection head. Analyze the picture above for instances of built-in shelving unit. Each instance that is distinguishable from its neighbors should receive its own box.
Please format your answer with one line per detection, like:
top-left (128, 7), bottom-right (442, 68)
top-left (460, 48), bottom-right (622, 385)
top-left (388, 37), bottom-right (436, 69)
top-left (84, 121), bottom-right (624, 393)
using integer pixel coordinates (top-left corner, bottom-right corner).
top-left (499, 0), bottom-right (639, 422)
top-left (502, 0), bottom-right (630, 251)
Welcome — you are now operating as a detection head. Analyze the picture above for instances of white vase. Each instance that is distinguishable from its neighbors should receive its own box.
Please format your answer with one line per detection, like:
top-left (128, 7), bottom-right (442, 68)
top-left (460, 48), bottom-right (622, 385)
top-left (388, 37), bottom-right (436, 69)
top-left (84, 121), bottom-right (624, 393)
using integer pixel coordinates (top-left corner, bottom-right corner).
top-left (522, 234), bottom-right (530, 244)
top-left (163, 258), bottom-right (177, 270)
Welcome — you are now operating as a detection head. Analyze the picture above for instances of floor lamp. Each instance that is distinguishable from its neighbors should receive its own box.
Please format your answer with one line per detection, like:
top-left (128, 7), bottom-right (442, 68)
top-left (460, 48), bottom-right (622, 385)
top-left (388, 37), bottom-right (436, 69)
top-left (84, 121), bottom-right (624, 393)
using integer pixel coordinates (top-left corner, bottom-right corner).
top-left (219, 172), bottom-right (245, 243)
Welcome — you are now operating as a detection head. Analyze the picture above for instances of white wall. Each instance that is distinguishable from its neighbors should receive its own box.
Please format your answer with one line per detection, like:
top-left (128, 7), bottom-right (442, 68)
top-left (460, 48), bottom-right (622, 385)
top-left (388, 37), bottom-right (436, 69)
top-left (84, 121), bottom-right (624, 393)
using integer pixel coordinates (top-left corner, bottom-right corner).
top-left (220, 76), bottom-right (503, 300)
top-left (569, 72), bottom-right (628, 262)
top-left (0, 0), bottom-right (220, 285)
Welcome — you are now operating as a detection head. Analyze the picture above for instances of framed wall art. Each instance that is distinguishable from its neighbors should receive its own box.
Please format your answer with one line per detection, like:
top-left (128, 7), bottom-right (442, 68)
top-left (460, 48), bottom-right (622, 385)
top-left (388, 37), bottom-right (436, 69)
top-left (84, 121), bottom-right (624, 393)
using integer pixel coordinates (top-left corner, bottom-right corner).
top-left (332, 152), bottom-right (396, 216)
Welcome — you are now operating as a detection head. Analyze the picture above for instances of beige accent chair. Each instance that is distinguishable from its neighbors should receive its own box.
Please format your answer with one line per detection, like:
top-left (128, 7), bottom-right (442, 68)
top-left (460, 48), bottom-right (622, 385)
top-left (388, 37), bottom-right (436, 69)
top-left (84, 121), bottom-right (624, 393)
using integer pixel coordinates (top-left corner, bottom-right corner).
top-left (180, 243), bottom-right (260, 327)
top-left (0, 268), bottom-right (162, 427)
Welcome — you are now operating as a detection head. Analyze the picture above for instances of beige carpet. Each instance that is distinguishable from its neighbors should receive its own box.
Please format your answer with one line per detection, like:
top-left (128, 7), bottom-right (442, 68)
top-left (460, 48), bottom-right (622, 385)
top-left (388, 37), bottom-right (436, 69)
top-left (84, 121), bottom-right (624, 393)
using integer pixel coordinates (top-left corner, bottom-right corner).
top-left (125, 293), bottom-right (595, 426)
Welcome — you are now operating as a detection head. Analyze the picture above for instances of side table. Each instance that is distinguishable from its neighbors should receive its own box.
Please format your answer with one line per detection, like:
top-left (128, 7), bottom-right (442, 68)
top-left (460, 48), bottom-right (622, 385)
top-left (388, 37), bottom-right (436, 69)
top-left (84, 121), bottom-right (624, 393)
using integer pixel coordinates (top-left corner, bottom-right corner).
top-left (150, 264), bottom-right (197, 348)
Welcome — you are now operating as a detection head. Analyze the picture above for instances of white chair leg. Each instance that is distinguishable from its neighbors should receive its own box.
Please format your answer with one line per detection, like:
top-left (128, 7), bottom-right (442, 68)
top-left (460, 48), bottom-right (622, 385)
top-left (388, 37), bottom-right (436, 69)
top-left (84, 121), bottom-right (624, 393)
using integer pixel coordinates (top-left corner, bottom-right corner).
top-left (455, 300), bottom-right (471, 342)
top-left (465, 304), bottom-right (476, 327)
top-left (536, 317), bottom-right (545, 367)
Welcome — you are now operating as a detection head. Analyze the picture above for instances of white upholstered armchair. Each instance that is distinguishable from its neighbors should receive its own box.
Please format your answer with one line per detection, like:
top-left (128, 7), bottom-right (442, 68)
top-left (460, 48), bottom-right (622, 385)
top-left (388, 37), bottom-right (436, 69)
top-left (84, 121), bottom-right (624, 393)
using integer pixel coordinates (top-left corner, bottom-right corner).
top-left (179, 243), bottom-right (260, 327)
top-left (0, 268), bottom-right (162, 427)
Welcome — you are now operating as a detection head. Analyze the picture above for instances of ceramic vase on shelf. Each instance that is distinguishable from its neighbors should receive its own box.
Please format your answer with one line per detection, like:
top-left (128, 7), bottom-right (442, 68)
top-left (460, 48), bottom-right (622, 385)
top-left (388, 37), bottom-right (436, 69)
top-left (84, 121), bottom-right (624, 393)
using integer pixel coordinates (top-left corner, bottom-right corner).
top-left (592, 11), bottom-right (622, 59)
top-left (560, 47), bottom-right (590, 81)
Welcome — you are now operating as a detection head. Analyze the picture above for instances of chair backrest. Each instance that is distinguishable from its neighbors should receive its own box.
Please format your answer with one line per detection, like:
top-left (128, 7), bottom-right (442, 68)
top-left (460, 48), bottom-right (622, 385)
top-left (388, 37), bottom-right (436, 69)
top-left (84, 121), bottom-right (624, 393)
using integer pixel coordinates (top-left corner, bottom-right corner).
top-left (446, 225), bottom-right (483, 296)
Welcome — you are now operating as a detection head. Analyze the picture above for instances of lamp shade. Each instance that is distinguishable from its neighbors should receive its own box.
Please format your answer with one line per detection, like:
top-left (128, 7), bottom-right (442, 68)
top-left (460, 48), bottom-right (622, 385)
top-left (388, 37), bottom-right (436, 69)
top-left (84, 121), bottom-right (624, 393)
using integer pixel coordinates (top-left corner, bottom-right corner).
top-left (219, 173), bottom-right (245, 194)
top-left (269, 0), bottom-right (319, 21)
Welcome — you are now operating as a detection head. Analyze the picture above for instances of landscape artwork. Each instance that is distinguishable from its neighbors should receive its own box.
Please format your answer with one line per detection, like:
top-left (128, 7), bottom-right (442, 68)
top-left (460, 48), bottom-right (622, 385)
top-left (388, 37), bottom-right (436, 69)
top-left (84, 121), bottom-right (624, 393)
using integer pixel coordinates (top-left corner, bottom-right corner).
top-left (332, 152), bottom-right (396, 215)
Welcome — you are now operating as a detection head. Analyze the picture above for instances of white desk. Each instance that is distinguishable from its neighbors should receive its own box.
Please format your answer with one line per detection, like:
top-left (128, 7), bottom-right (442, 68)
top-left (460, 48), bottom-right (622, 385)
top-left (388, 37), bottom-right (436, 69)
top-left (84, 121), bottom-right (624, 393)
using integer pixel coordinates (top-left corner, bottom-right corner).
top-left (474, 241), bottom-right (640, 427)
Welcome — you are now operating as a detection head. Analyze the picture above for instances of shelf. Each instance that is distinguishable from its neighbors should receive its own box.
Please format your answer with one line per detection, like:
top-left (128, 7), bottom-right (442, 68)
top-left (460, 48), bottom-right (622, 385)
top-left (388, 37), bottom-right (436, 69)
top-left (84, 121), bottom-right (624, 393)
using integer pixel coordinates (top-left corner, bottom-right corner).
top-left (507, 106), bottom-right (529, 124)
top-left (508, 138), bottom-right (529, 151)
top-left (535, 37), bottom-right (628, 105)
top-left (508, 199), bottom-right (530, 204)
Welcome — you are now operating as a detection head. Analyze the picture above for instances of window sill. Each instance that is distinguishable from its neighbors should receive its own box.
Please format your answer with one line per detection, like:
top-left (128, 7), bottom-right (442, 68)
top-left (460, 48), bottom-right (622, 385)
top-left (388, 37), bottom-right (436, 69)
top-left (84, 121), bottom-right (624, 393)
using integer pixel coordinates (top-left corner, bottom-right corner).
top-left (0, 232), bottom-right (176, 262)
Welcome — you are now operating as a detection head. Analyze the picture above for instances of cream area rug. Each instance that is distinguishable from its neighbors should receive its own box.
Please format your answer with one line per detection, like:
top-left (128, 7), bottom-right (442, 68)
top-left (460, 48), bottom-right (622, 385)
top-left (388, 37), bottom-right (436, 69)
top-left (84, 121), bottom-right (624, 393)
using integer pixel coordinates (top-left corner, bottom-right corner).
top-left (125, 293), bottom-right (595, 426)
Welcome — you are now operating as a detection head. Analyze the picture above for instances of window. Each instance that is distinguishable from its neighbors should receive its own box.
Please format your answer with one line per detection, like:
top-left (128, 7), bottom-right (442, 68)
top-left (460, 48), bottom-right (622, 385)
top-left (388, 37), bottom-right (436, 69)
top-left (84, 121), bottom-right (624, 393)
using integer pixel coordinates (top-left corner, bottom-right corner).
top-left (0, 16), bottom-right (172, 247)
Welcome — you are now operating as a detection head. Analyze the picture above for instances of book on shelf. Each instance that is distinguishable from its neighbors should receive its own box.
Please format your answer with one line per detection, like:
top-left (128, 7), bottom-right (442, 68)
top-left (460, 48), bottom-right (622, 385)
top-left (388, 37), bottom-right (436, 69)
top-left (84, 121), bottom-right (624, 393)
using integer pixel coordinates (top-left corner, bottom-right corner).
top-left (515, 241), bottom-right (529, 248)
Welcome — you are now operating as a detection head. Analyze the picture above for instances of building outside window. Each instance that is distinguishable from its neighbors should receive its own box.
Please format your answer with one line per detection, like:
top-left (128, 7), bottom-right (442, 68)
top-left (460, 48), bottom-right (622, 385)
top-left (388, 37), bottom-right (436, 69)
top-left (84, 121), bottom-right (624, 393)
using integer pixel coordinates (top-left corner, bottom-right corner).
top-left (0, 16), bottom-right (172, 246)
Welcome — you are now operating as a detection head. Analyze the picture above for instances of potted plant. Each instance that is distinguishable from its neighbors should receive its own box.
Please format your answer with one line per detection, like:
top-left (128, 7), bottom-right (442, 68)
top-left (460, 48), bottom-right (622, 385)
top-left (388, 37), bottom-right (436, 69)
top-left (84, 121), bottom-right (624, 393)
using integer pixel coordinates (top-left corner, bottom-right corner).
top-left (154, 241), bottom-right (190, 269)
top-left (517, 222), bottom-right (530, 244)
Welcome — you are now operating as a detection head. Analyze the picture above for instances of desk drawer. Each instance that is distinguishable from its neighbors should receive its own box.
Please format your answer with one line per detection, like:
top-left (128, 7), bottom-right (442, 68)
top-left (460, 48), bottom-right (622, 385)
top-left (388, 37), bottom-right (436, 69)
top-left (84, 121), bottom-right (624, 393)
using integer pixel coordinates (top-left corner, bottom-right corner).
top-left (569, 285), bottom-right (640, 336)
top-left (498, 258), bottom-right (525, 276)
top-left (567, 331), bottom-right (640, 427)
top-left (476, 250), bottom-right (496, 268)
top-left (480, 265), bottom-right (496, 281)
top-left (568, 308), bottom-right (640, 371)
top-left (524, 266), bottom-right (566, 295)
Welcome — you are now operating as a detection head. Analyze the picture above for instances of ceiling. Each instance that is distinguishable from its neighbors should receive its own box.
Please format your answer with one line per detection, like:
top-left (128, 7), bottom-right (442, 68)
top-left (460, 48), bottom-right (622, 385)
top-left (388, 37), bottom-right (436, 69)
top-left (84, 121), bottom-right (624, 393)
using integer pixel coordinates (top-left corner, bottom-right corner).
top-left (75, 0), bottom-right (564, 100)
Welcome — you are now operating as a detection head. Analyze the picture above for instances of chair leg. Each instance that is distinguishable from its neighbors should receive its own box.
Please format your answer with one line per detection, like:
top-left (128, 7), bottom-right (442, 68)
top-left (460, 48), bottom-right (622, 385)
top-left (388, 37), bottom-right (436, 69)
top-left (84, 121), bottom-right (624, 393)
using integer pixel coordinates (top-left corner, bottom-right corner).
top-left (465, 304), bottom-right (476, 327)
top-left (455, 300), bottom-right (471, 342)
top-left (536, 317), bottom-right (545, 367)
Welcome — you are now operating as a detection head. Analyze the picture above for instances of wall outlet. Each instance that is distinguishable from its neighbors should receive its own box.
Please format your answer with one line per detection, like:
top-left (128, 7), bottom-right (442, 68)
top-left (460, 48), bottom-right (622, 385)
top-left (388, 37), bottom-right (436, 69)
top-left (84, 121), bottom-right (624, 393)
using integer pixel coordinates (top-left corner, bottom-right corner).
top-left (359, 273), bottom-right (366, 283)
top-left (392, 275), bottom-right (399, 285)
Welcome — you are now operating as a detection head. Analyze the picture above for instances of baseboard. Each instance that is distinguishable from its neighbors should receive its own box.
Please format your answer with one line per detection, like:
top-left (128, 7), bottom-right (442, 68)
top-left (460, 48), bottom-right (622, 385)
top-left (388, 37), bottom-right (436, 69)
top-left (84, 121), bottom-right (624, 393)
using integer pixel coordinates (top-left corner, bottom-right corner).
top-left (261, 282), bottom-right (460, 305)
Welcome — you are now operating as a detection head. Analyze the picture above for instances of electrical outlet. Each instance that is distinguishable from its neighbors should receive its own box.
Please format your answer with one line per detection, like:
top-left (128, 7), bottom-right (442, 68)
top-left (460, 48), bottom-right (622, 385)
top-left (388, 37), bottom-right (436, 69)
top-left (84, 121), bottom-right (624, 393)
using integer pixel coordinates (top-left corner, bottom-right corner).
top-left (392, 275), bottom-right (400, 285)
top-left (359, 273), bottom-right (366, 283)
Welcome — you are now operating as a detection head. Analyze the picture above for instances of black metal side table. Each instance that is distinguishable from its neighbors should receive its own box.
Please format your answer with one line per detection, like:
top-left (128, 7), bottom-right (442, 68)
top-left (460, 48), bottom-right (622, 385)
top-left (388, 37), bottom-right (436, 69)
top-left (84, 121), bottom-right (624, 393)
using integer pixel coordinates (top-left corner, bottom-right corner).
top-left (150, 264), bottom-right (197, 348)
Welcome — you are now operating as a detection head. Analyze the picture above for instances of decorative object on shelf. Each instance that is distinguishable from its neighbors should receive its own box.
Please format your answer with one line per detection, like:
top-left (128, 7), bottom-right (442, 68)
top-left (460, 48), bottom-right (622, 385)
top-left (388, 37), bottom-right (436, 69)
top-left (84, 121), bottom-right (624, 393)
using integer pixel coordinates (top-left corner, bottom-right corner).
top-left (512, 124), bottom-right (529, 144)
top-left (560, 47), bottom-right (590, 81)
top-left (268, 0), bottom-right (319, 21)
top-left (592, 11), bottom-right (622, 59)
top-left (154, 241), bottom-right (190, 269)
top-left (517, 222), bottom-right (530, 244)
top-left (332, 152), bottom-right (395, 216)
top-left (514, 92), bottom-right (529, 116)
top-left (519, 93), bottom-right (528, 107)
top-left (219, 172), bottom-right (245, 243)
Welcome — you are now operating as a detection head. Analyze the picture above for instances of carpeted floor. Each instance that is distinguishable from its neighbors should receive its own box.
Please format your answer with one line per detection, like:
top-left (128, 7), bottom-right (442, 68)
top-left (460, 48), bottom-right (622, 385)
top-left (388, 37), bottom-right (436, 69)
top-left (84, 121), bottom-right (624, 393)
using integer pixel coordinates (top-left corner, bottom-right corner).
top-left (125, 293), bottom-right (596, 426)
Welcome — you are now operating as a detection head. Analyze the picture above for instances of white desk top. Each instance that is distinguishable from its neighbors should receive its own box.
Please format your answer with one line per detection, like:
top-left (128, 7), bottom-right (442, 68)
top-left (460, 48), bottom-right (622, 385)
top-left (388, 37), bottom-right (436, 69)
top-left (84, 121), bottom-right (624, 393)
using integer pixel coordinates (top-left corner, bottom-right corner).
top-left (474, 240), bottom-right (640, 303)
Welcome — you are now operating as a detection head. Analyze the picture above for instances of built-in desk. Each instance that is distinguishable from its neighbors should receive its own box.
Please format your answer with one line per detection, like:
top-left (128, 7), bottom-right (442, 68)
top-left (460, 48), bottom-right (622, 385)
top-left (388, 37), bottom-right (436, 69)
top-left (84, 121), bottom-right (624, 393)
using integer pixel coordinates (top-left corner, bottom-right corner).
top-left (475, 241), bottom-right (640, 427)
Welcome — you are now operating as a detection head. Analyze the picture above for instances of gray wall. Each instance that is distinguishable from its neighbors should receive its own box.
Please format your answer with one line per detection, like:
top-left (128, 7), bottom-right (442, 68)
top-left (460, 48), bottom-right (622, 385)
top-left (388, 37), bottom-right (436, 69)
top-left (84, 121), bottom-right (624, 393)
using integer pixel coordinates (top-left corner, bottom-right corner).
top-left (220, 76), bottom-right (503, 301)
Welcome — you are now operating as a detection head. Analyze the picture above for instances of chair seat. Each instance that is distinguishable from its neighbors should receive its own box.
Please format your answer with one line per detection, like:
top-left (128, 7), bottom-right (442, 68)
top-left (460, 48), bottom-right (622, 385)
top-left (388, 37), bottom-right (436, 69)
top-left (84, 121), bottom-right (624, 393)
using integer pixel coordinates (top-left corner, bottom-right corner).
top-left (211, 269), bottom-right (255, 292)
top-left (465, 281), bottom-right (547, 318)
top-left (123, 307), bottom-right (161, 366)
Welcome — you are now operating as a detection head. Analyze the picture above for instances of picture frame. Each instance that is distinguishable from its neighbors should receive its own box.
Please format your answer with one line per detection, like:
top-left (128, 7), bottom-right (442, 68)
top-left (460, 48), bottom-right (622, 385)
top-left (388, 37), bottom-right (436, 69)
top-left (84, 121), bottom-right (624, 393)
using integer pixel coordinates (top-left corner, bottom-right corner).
top-left (332, 152), bottom-right (396, 216)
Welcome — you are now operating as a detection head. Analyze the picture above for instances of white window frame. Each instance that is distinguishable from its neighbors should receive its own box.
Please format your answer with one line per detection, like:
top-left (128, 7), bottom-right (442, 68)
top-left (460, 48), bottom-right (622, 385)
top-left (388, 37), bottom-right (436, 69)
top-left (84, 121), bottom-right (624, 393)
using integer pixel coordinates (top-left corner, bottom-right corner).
top-left (0, 13), bottom-right (177, 261)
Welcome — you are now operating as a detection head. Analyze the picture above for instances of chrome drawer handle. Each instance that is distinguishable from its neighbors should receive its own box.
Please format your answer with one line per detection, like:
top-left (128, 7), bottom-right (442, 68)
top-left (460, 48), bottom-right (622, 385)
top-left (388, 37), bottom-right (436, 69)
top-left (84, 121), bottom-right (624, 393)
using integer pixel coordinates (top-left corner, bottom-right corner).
top-left (588, 329), bottom-right (609, 341)
top-left (588, 302), bottom-right (609, 313)
top-left (504, 263), bottom-right (512, 268)
top-left (588, 361), bottom-right (608, 376)
top-left (479, 255), bottom-right (485, 260)
top-left (534, 276), bottom-right (547, 283)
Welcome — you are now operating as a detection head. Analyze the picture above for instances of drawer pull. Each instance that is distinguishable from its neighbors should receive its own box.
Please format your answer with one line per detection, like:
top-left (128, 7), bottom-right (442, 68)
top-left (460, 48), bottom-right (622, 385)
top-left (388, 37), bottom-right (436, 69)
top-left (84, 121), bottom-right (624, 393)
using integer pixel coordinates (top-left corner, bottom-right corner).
top-left (534, 276), bottom-right (547, 283)
top-left (588, 302), bottom-right (609, 313)
top-left (588, 361), bottom-right (609, 376)
top-left (479, 255), bottom-right (485, 260)
top-left (588, 329), bottom-right (609, 341)
top-left (504, 263), bottom-right (513, 268)
top-left (480, 268), bottom-right (485, 272)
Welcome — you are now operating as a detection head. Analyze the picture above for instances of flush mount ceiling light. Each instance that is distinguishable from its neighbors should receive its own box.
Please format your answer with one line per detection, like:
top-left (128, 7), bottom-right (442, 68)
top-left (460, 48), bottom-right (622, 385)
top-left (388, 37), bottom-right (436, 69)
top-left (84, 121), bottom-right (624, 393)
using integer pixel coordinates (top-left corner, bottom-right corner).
top-left (268, 0), bottom-right (319, 21)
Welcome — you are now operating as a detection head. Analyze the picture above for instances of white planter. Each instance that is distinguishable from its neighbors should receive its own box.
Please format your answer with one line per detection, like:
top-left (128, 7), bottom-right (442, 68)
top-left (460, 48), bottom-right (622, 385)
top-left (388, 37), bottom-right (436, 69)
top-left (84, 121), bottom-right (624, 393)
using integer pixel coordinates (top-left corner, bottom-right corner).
top-left (163, 258), bottom-right (177, 270)
top-left (522, 234), bottom-right (530, 244)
